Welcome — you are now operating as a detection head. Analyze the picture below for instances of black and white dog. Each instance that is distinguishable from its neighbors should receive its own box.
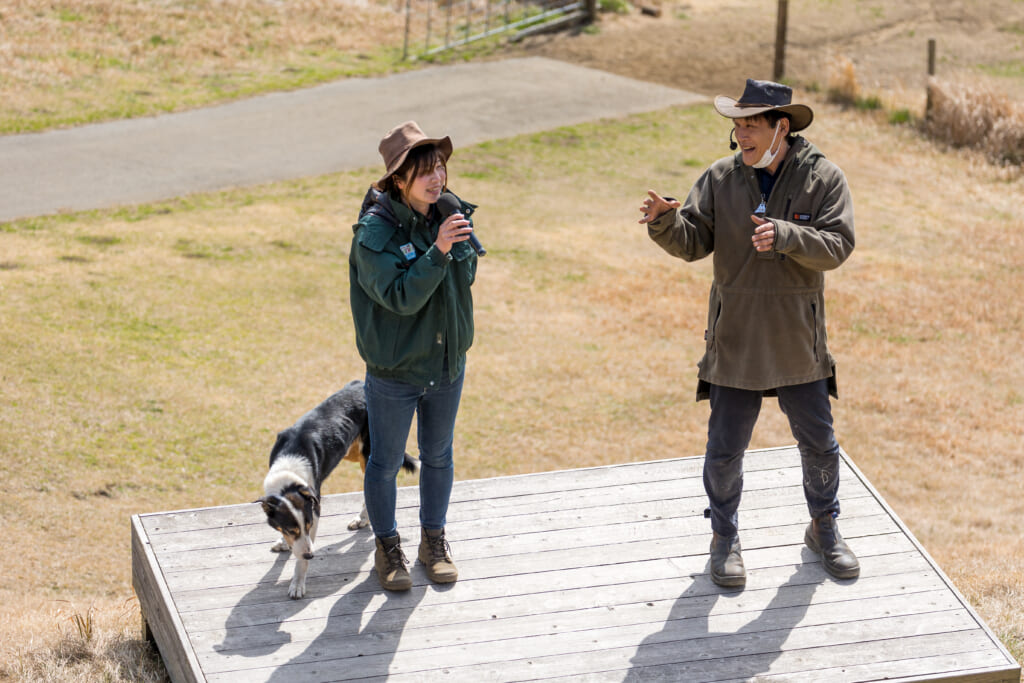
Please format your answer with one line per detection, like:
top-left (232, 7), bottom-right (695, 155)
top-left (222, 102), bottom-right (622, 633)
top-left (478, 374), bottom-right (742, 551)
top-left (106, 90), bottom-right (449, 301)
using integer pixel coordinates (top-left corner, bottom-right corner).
top-left (258, 380), bottom-right (418, 599)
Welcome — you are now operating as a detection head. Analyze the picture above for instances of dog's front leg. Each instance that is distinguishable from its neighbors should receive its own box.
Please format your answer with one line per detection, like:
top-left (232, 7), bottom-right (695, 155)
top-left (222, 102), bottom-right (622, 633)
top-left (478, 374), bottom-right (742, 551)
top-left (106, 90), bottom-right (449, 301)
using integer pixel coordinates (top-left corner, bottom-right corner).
top-left (288, 516), bottom-right (318, 599)
top-left (348, 502), bottom-right (370, 530)
top-left (271, 536), bottom-right (290, 553)
top-left (289, 558), bottom-right (308, 599)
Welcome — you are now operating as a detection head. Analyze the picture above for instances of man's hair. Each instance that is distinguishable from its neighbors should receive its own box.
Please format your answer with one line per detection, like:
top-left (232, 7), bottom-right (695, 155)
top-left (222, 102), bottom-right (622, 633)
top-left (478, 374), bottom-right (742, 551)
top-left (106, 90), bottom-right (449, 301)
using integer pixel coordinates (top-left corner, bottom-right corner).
top-left (759, 110), bottom-right (792, 130)
top-left (737, 110), bottom-right (792, 130)
top-left (380, 144), bottom-right (446, 195)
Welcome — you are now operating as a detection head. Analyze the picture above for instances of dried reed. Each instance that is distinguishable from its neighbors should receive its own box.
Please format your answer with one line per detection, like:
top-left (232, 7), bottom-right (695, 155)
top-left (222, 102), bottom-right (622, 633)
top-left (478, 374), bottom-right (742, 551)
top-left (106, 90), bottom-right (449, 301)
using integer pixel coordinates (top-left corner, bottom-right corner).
top-left (925, 78), bottom-right (1024, 165)
top-left (826, 54), bottom-right (861, 107)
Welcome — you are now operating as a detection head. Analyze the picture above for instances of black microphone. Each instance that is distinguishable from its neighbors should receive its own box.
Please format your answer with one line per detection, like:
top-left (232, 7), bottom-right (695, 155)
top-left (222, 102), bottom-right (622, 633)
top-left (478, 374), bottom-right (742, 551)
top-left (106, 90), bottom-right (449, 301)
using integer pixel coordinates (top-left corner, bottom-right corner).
top-left (729, 129), bottom-right (738, 150)
top-left (437, 191), bottom-right (485, 257)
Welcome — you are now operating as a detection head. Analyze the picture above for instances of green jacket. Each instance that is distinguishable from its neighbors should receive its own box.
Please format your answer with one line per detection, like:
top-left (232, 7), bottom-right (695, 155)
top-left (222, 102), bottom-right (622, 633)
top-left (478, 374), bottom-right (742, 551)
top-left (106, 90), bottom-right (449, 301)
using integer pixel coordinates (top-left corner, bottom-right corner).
top-left (647, 136), bottom-right (855, 400)
top-left (349, 188), bottom-right (477, 387)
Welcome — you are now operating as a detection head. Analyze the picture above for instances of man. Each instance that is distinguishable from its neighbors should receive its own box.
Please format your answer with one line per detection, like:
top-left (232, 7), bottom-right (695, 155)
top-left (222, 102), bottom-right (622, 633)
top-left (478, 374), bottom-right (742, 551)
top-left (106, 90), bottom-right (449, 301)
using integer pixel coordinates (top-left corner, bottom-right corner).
top-left (638, 79), bottom-right (859, 587)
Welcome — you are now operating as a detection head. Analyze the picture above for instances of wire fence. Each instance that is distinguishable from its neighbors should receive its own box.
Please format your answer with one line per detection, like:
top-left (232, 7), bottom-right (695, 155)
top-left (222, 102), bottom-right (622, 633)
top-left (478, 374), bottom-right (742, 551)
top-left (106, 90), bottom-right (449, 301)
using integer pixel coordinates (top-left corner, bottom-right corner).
top-left (398, 0), bottom-right (594, 60)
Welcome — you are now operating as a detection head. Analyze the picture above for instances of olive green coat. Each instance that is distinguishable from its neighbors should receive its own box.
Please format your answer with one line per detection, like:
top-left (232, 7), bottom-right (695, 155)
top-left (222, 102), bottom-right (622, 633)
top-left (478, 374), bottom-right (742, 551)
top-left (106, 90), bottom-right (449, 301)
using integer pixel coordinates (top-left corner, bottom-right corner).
top-left (647, 137), bottom-right (854, 400)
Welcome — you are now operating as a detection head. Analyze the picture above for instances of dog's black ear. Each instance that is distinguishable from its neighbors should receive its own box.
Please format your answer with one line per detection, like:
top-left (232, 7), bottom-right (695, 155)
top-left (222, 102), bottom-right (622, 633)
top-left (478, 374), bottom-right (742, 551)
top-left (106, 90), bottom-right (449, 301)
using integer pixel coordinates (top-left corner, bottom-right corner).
top-left (257, 496), bottom-right (278, 515)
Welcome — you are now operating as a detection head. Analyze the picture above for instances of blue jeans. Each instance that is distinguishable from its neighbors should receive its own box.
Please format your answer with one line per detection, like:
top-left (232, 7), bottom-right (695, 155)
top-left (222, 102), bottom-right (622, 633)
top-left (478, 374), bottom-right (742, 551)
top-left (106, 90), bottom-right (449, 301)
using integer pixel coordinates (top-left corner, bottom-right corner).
top-left (704, 380), bottom-right (841, 537)
top-left (363, 369), bottom-right (464, 538)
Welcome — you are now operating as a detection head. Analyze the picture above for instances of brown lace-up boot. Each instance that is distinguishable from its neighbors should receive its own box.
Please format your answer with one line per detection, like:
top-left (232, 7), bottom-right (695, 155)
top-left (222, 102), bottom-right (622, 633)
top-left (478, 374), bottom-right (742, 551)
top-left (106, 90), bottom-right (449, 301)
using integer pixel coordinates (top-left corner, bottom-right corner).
top-left (374, 534), bottom-right (412, 591)
top-left (418, 527), bottom-right (458, 583)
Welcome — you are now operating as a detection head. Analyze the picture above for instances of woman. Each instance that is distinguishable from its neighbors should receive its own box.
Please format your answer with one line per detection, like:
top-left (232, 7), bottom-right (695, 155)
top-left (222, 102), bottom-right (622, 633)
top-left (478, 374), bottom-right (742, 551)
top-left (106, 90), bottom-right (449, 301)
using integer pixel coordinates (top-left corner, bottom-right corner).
top-left (349, 121), bottom-right (478, 591)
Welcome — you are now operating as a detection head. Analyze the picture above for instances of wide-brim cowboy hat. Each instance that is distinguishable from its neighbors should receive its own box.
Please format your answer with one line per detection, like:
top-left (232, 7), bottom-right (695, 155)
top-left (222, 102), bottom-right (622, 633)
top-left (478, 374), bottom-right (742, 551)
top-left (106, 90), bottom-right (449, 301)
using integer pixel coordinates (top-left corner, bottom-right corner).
top-left (714, 79), bottom-right (814, 132)
top-left (375, 121), bottom-right (453, 188)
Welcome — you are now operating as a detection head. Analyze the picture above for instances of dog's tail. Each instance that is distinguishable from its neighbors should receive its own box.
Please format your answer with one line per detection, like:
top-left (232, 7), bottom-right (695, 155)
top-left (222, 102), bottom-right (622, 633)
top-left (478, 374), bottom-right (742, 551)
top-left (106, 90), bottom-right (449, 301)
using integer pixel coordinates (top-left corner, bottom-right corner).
top-left (402, 453), bottom-right (420, 475)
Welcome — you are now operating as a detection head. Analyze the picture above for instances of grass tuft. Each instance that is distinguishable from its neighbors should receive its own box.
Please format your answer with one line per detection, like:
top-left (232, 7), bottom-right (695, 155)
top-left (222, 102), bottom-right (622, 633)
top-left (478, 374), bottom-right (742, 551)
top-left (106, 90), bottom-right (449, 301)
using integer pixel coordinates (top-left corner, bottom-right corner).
top-left (925, 77), bottom-right (1024, 165)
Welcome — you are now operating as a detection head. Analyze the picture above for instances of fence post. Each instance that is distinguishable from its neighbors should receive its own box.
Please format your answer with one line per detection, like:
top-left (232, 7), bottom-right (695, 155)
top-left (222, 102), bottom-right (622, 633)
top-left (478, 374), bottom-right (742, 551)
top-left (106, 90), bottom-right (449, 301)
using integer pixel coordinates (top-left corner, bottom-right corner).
top-left (926, 38), bottom-right (936, 119)
top-left (773, 0), bottom-right (788, 81)
top-left (402, 0), bottom-right (412, 60)
top-left (586, 0), bottom-right (597, 23)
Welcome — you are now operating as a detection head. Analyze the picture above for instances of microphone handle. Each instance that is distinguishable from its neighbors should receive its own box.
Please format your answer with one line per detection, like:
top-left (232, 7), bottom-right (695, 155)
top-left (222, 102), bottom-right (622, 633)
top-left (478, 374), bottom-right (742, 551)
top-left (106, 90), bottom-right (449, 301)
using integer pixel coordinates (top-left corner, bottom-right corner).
top-left (466, 232), bottom-right (486, 257)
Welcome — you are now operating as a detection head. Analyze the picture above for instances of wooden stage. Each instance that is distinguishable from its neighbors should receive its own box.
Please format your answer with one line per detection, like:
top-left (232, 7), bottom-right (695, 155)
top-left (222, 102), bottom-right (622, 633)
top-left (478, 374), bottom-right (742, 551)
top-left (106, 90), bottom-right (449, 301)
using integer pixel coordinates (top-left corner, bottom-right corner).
top-left (132, 446), bottom-right (1021, 682)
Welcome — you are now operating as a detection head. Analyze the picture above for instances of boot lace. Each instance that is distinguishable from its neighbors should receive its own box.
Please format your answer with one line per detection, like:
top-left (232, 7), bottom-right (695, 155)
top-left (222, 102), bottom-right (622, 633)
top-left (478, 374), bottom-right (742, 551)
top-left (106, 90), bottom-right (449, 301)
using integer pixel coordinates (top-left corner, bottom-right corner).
top-left (426, 532), bottom-right (452, 563)
top-left (384, 543), bottom-right (408, 571)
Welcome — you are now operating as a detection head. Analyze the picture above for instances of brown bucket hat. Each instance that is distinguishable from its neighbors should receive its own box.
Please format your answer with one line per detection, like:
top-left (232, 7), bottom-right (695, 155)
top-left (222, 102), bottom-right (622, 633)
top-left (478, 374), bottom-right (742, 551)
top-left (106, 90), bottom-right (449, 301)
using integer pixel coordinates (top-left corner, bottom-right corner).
top-left (714, 79), bottom-right (814, 132)
top-left (375, 121), bottom-right (453, 188)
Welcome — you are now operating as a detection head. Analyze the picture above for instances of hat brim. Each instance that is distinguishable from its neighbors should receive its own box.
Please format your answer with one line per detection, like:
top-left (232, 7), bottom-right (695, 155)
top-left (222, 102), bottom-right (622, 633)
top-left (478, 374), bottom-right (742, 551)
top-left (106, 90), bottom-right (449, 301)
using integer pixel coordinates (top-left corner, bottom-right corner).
top-left (376, 136), bottom-right (453, 188)
top-left (714, 95), bottom-right (814, 132)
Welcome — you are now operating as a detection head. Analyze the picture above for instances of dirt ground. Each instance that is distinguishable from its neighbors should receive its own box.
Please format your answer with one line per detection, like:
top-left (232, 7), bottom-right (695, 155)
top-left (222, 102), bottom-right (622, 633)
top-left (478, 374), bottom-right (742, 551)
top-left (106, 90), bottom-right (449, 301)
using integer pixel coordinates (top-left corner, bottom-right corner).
top-left (511, 0), bottom-right (1024, 110)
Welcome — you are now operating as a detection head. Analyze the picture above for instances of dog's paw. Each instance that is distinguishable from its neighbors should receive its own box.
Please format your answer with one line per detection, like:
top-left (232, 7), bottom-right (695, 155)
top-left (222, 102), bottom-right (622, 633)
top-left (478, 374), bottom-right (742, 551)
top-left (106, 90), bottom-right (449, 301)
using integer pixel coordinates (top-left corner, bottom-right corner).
top-left (270, 539), bottom-right (290, 553)
top-left (347, 516), bottom-right (370, 531)
top-left (288, 578), bottom-right (306, 600)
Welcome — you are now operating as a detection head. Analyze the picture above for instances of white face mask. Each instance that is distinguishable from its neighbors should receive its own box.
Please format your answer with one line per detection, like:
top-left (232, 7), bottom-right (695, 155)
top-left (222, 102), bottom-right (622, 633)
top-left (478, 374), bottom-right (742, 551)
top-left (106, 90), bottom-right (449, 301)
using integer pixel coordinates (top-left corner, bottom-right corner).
top-left (751, 123), bottom-right (783, 169)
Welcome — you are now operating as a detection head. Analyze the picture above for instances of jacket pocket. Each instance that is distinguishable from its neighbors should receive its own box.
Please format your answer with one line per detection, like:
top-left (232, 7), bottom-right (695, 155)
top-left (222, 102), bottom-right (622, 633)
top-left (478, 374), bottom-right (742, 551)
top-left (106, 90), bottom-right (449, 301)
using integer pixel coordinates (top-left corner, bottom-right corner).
top-left (810, 300), bottom-right (820, 362)
top-left (705, 289), bottom-right (723, 352)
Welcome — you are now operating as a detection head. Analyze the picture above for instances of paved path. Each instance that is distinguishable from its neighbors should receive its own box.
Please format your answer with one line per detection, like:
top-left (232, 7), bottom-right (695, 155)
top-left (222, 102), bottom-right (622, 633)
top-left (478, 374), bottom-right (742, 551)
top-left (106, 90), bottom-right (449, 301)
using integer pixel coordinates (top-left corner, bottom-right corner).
top-left (0, 57), bottom-right (706, 223)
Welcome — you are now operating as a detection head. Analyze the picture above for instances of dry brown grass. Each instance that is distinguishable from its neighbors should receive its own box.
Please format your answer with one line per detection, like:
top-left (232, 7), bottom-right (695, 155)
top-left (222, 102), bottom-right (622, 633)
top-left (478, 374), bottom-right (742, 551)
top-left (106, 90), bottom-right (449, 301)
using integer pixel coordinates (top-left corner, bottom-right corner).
top-left (826, 54), bottom-right (862, 107)
top-left (925, 77), bottom-right (1024, 164)
top-left (0, 598), bottom-right (167, 681)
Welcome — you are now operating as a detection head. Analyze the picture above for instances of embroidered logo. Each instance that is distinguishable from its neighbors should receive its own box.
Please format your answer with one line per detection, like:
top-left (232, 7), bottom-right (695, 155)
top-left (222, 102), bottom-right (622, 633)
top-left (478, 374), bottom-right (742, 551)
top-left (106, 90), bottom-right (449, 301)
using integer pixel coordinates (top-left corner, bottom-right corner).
top-left (793, 212), bottom-right (812, 221)
top-left (400, 242), bottom-right (417, 261)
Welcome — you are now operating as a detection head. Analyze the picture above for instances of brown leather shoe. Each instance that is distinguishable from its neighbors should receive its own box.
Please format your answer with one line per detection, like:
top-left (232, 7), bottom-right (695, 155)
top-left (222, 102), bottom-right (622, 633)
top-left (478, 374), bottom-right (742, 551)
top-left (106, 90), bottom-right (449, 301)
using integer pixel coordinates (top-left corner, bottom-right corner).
top-left (374, 534), bottom-right (412, 591)
top-left (805, 515), bottom-right (860, 579)
top-left (709, 531), bottom-right (746, 587)
top-left (418, 527), bottom-right (458, 583)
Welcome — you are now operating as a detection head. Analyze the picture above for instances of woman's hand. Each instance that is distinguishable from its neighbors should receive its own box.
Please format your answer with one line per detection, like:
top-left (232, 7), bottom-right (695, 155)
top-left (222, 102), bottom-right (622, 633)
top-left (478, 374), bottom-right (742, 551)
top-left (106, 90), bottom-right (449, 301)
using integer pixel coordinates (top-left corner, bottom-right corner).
top-left (435, 212), bottom-right (473, 254)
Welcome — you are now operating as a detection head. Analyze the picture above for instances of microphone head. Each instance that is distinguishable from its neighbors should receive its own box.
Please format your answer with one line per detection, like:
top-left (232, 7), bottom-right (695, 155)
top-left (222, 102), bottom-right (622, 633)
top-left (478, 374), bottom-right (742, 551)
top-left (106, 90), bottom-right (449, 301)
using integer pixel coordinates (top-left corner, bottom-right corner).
top-left (436, 191), bottom-right (460, 217)
top-left (729, 129), bottom-right (738, 150)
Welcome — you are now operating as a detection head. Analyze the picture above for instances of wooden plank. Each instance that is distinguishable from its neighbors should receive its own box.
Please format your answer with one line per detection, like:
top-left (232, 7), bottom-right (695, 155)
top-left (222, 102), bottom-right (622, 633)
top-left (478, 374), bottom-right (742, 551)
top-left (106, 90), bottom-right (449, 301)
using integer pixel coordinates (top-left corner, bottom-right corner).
top-left (147, 480), bottom-right (880, 575)
top-left (131, 515), bottom-right (203, 683)
top-left (162, 518), bottom-right (909, 608)
top-left (203, 621), bottom-right (992, 682)
top-left (139, 447), bottom-right (855, 536)
top-left (197, 589), bottom-right (967, 674)
top-left (536, 634), bottom-right (1012, 683)
top-left (189, 570), bottom-right (952, 656)
top-left (130, 448), bottom-right (1020, 683)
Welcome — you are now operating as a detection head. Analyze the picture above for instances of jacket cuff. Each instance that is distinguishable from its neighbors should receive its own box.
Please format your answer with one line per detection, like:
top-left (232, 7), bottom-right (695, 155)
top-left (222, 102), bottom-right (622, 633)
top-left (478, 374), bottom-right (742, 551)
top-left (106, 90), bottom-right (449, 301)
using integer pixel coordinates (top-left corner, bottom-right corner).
top-left (771, 219), bottom-right (791, 252)
top-left (646, 207), bottom-right (677, 234)
top-left (426, 244), bottom-right (451, 267)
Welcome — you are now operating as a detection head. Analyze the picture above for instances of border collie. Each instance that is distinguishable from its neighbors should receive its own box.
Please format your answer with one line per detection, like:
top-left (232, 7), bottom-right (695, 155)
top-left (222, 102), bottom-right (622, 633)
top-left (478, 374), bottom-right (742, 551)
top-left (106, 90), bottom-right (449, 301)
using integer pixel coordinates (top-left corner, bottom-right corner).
top-left (258, 380), bottom-right (418, 598)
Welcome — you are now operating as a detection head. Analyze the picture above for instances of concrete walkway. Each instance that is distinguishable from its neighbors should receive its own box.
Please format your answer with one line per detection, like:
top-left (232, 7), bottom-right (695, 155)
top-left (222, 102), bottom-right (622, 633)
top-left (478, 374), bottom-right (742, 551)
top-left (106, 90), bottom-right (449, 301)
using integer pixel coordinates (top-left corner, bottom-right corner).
top-left (0, 57), bottom-right (706, 223)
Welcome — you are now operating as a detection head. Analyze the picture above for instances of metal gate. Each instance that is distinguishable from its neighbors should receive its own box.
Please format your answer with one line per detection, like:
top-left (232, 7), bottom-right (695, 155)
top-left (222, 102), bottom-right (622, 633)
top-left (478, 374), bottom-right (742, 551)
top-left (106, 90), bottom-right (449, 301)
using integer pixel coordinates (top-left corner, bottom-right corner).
top-left (400, 0), bottom-right (594, 60)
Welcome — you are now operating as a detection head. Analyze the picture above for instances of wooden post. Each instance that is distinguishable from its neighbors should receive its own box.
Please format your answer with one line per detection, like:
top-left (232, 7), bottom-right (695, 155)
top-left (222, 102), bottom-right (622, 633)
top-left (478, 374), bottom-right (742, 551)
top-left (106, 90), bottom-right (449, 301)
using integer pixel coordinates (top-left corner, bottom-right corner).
top-left (773, 0), bottom-right (788, 81)
top-left (402, 0), bottom-right (411, 60)
top-left (926, 38), bottom-right (936, 119)
top-left (586, 0), bottom-right (597, 24)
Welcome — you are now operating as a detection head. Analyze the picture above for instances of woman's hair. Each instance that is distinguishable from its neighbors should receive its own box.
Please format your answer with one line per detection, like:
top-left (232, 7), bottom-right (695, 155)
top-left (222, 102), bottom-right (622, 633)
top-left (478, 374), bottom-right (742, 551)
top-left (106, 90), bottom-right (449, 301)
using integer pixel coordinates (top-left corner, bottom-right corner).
top-left (380, 144), bottom-right (447, 197)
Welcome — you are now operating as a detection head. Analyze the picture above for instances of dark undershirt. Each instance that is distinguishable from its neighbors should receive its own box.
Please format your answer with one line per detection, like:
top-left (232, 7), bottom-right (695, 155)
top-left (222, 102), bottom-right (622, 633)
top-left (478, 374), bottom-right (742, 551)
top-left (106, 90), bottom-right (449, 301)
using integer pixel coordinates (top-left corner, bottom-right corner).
top-left (756, 167), bottom-right (778, 203)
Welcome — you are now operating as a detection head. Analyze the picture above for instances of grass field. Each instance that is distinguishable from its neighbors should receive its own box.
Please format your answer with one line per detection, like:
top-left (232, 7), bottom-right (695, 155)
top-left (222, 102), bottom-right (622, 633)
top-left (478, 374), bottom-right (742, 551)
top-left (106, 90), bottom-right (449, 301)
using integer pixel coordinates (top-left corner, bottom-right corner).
top-left (1, 1), bottom-right (1023, 680)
